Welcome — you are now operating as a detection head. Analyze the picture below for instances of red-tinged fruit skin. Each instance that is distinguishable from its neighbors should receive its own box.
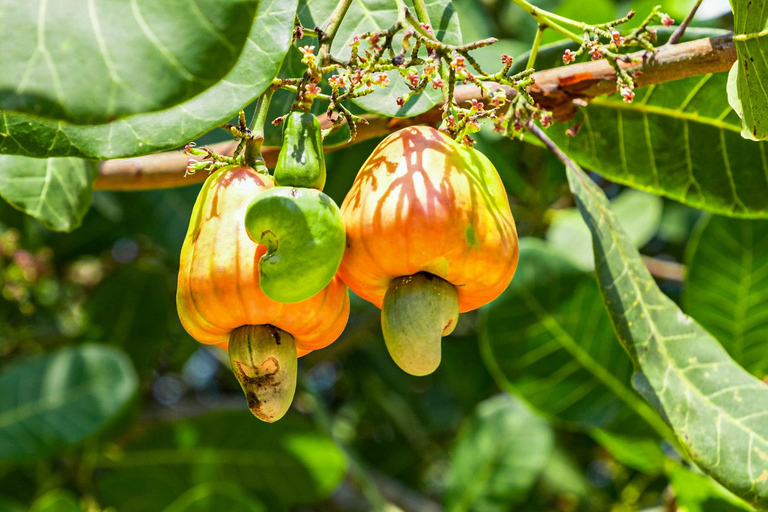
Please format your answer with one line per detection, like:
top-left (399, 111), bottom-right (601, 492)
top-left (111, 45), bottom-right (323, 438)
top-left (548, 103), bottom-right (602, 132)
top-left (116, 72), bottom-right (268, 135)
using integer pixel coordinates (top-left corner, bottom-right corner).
top-left (339, 125), bottom-right (519, 313)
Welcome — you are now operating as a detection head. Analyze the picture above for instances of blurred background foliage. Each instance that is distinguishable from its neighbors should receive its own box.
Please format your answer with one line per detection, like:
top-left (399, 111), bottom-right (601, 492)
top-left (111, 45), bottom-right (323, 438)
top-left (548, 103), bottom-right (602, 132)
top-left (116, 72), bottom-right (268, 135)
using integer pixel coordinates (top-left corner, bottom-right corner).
top-left (0, 0), bottom-right (754, 510)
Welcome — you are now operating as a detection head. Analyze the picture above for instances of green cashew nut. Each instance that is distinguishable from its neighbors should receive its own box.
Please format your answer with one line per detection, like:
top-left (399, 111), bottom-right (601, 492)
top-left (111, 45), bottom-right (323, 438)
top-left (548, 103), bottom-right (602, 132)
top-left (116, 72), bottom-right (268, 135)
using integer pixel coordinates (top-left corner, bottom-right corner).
top-left (244, 186), bottom-right (345, 303)
top-left (228, 324), bottom-right (297, 423)
top-left (381, 272), bottom-right (460, 376)
top-left (274, 111), bottom-right (326, 190)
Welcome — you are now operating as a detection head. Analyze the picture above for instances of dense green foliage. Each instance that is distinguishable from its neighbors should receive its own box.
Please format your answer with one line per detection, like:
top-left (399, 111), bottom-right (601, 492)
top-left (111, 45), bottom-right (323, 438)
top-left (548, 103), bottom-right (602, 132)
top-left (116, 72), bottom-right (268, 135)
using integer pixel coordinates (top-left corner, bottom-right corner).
top-left (1, 0), bottom-right (766, 511)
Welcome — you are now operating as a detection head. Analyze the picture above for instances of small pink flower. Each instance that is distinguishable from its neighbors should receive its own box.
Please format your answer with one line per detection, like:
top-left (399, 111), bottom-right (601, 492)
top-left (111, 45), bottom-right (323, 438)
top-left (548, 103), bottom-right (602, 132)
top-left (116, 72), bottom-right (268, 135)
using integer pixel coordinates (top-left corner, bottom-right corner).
top-left (304, 83), bottom-right (321, 98)
top-left (501, 54), bottom-right (513, 66)
top-left (329, 74), bottom-right (346, 88)
top-left (445, 115), bottom-right (457, 129)
top-left (489, 90), bottom-right (506, 107)
top-left (431, 77), bottom-right (445, 89)
top-left (420, 22), bottom-right (432, 33)
top-left (540, 111), bottom-right (554, 128)
top-left (493, 119), bottom-right (506, 134)
top-left (562, 49), bottom-right (576, 64)
top-left (299, 45), bottom-right (315, 57)
top-left (620, 86), bottom-right (635, 103)
top-left (374, 73), bottom-right (390, 87)
top-left (661, 13), bottom-right (674, 27)
top-left (367, 33), bottom-right (380, 45)
top-left (589, 45), bottom-right (603, 60)
top-left (450, 56), bottom-right (466, 73)
top-left (470, 99), bottom-right (484, 111)
top-left (406, 71), bottom-right (420, 87)
top-left (396, 97), bottom-right (406, 107)
top-left (611, 30), bottom-right (625, 46)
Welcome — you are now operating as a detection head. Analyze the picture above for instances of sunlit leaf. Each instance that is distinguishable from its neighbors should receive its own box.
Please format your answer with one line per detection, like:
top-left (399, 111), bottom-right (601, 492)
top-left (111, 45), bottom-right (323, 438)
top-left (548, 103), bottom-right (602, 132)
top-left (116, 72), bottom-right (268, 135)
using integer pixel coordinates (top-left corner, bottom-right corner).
top-left (728, 0), bottom-right (768, 140)
top-left (562, 143), bottom-right (768, 509)
top-left (0, 0), bottom-right (297, 159)
top-left (163, 483), bottom-right (265, 512)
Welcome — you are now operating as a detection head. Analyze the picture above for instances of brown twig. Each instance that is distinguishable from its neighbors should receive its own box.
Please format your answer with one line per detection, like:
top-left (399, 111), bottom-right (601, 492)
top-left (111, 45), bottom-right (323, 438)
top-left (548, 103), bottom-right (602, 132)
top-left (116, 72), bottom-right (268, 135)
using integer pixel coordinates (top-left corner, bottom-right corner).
top-left (95, 34), bottom-right (736, 191)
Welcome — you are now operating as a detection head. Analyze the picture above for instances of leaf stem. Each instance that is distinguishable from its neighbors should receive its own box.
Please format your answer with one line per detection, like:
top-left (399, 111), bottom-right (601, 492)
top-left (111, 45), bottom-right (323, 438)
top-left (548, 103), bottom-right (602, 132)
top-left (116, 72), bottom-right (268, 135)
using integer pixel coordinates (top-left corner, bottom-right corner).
top-left (507, 0), bottom-right (583, 43)
top-left (318, 0), bottom-right (354, 65)
top-left (526, 25), bottom-right (546, 70)
top-left (667, 0), bottom-right (703, 45)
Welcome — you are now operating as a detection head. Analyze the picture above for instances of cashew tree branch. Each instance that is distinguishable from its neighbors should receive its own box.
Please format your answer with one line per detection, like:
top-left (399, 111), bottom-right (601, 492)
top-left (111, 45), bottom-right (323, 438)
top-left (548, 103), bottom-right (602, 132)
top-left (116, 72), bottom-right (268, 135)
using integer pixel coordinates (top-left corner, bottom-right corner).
top-left (95, 34), bottom-right (735, 191)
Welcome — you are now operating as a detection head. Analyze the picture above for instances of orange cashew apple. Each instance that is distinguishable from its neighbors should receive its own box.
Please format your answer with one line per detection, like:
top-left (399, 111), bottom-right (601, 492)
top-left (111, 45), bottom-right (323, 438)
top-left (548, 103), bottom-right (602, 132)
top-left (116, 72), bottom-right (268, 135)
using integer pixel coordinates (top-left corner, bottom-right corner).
top-left (177, 165), bottom-right (349, 422)
top-left (339, 126), bottom-right (518, 375)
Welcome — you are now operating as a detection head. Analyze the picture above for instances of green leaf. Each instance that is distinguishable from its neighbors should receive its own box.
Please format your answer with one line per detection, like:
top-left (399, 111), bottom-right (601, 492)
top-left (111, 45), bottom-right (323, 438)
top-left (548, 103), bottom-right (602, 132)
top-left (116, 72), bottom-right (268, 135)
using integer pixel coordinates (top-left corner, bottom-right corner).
top-left (28, 490), bottom-right (81, 512)
top-left (547, 189), bottom-right (663, 271)
top-left (163, 483), bottom-right (265, 512)
top-left (0, 0), bottom-right (258, 125)
top-left (546, 71), bottom-right (768, 218)
top-left (685, 215), bottom-right (768, 378)
top-left (562, 145), bottom-right (768, 508)
top-left (669, 465), bottom-right (757, 512)
top-left (96, 411), bottom-right (346, 510)
top-left (298, 0), bottom-right (461, 117)
top-left (86, 263), bottom-right (175, 377)
top-left (590, 429), bottom-right (667, 474)
top-left (0, 0), bottom-right (297, 159)
top-left (729, 0), bottom-right (768, 140)
top-left (479, 238), bottom-right (669, 437)
top-left (445, 394), bottom-right (554, 512)
top-left (0, 156), bottom-right (97, 232)
top-left (0, 344), bottom-right (138, 461)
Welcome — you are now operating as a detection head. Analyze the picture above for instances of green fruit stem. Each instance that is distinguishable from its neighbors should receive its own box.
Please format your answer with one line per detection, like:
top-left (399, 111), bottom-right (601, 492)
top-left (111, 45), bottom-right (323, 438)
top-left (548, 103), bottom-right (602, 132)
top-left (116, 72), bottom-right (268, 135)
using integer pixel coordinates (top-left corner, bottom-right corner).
top-left (228, 325), bottom-right (297, 423)
top-left (381, 273), bottom-right (459, 376)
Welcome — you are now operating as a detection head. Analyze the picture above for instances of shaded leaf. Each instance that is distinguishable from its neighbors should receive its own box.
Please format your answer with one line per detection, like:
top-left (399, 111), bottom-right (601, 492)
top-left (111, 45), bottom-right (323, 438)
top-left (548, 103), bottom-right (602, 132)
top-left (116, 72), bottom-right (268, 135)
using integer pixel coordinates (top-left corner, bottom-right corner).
top-left (86, 263), bottom-right (175, 377)
top-left (445, 394), bottom-right (554, 512)
top-left (0, 156), bottom-right (97, 232)
top-left (96, 411), bottom-right (346, 510)
top-left (0, 0), bottom-right (296, 159)
top-left (547, 189), bottom-right (663, 270)
top-left (561, 141), bottom-right (768, 508)
top-left (163, 483), bottom-right (265, 512)
top-left (685, 215), bottom-right (768, 378)
top-left (728, 0), bottom-right (768, 140)
top-left (479, 238), bottom-right (669, 437)
top-left (0, 344), bottom-right (138, 461)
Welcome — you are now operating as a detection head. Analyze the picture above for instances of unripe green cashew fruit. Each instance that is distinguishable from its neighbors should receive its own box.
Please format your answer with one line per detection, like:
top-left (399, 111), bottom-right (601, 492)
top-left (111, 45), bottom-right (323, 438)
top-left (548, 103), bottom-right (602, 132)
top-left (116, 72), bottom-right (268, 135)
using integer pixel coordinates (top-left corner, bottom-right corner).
top-left (245, 186), bottom-right (345, 303)
top-left (274, 111), bottom-right (326, 190)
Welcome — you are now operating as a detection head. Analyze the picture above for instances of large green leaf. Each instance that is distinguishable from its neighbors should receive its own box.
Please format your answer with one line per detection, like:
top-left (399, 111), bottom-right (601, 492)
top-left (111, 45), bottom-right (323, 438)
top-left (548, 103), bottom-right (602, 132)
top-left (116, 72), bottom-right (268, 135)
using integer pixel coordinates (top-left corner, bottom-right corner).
top-left (546, 71), bottom-right (768, 218)
top-left (0, 156), bottom-right (97, 232)
top-left (728, 0), bottom-right (768, 141)
top-left (480, 238), bottom-right (669, 437)
top-left (28, 490), bottom-right (81, 512)
top-left (685, 215), bottom-right (768, 378)
top-left (0, 0), bottom-right (296, 159)
top-left (95, 411), bottom-right (346, 510)
top-left (560, 140), bottom-right (768, 509)
top-left (445, 394), bottom-right (554, 512)
top-left (298, 0), bottom-right (462, 117)
top-left (0, 0), bottom-right (258, 125)
top-left (0, 344), bottom-right (138, 461)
